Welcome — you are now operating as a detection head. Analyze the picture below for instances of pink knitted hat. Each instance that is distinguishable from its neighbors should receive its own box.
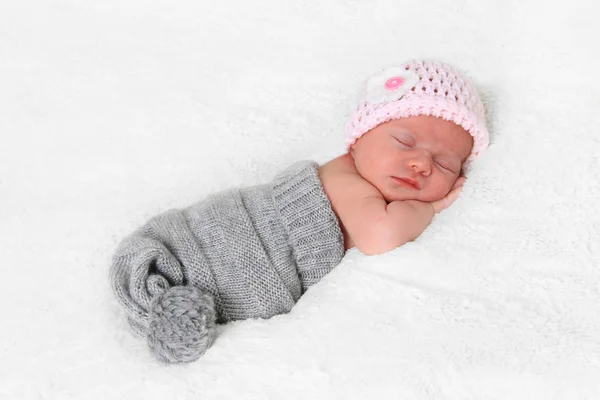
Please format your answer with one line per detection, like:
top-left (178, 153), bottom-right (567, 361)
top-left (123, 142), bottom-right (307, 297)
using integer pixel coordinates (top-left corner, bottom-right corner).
top-left (346, 60), bottom-right (489, 164)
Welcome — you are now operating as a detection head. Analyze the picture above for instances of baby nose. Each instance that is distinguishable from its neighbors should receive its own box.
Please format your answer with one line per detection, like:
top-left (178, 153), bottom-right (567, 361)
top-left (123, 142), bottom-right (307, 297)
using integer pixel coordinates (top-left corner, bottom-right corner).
top-left (408, 151), bottom-right (432, 174)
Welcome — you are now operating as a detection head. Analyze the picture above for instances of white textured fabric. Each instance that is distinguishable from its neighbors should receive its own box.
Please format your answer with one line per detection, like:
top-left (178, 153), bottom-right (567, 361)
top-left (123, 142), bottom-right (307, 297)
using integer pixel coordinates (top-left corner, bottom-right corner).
top-left (2, 0), bottom-right (599, 398)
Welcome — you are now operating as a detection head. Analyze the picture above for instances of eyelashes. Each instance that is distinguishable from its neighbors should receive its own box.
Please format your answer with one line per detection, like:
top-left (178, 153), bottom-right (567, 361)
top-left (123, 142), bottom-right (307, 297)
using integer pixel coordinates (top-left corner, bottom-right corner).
top-left (435, 160), bottom-right (460, 173)
top-left (393, 137), bottom-right (414, 147)
top-left (435, 160), bottom-right (452, 171)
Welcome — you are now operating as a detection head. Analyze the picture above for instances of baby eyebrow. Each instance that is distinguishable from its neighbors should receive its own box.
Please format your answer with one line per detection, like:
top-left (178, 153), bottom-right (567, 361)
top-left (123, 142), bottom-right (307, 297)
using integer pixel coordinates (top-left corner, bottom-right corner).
top-left (391, 129), bottom-right (415, 138)
top-left (433, 145), bottom-right (461, 158)
top-left (435, 154), bottom-right (461, 167)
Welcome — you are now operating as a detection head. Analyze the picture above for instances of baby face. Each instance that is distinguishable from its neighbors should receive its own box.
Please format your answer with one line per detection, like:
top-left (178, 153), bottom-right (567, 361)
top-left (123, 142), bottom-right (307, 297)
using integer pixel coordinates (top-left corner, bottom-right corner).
top-left (350, 115), bottom-right (473, 203)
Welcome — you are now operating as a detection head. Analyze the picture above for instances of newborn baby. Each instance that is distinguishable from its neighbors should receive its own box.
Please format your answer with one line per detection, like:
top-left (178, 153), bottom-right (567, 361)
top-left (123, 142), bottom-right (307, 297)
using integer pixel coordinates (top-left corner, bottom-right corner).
top-left (110, 60), bottom-right (489, 363)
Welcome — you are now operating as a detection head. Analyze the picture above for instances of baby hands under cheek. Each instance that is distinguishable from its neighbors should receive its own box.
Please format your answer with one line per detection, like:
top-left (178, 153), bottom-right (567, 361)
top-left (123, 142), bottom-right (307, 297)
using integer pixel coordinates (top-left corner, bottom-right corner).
top-left (429, 176), bottom-right (466, 213)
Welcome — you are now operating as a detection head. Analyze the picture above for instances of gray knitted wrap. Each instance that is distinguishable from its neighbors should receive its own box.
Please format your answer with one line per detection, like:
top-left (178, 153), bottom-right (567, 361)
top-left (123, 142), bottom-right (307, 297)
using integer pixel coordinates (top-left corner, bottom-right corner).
top-left (110, 161), bottom-right (344, 363)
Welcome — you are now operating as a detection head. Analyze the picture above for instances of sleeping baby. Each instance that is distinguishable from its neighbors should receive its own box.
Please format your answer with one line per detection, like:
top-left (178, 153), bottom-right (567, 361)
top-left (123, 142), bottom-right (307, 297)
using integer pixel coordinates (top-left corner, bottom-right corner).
top-left (110, 60), bottom-right (490, 363)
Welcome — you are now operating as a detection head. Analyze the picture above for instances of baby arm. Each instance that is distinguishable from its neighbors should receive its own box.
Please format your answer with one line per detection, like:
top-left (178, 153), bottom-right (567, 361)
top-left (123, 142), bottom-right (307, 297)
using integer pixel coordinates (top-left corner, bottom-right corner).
top-left (341, 177), bottom-right (465, 255)
top-left (345, 198), bottom-right (432, 255)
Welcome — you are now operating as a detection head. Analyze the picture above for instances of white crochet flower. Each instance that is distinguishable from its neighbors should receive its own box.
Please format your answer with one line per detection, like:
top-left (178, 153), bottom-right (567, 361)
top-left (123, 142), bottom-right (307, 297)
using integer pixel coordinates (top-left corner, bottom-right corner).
top-left (364, 67), bottom-right (419, 105)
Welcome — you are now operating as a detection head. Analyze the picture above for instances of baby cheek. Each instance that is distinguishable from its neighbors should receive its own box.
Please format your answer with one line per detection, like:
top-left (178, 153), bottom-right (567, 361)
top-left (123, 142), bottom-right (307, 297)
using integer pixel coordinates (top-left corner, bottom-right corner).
top-left (356, 151), bottom-right (384, 180)
top-left (425, 175), bottom-right (455, 201)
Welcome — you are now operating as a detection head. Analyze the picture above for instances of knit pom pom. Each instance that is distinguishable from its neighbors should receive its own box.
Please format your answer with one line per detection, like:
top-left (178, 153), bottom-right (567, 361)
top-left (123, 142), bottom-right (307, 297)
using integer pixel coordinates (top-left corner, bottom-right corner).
top-left (147, 286), bottom-right (217, 363)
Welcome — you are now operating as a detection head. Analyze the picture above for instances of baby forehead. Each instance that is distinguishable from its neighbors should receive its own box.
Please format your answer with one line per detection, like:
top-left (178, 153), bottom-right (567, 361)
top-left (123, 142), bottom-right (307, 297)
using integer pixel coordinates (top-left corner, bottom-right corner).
top-left (388, 115), bottom-right (472, 143)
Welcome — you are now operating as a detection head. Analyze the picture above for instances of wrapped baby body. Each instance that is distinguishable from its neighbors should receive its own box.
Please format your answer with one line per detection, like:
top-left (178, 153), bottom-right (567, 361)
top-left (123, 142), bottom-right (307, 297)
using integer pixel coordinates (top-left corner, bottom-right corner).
top-left (109, 161), bottom-right (344, 363)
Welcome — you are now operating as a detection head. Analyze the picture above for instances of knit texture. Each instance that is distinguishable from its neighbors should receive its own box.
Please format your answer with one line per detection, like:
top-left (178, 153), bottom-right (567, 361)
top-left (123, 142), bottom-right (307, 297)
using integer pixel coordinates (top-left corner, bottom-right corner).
top-left (346, 60), bottom-right (489, 164)
top-left (109, 161), bottom-right (344, 362)
top-left (147, 286), bottom-right (217, 363)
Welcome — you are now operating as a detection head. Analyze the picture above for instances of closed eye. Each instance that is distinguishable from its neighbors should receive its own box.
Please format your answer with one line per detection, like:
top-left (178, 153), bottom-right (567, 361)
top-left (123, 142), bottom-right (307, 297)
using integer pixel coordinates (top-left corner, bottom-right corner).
top-left (435, 160), bottom-right (456, 172)
top-left (394, 137), bottom-right (413, 147)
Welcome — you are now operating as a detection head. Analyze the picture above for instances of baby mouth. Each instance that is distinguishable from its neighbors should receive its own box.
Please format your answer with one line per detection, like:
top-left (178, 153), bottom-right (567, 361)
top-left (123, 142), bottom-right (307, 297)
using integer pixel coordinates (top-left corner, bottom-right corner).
top-left (391, 176), bottom-right (420, 190)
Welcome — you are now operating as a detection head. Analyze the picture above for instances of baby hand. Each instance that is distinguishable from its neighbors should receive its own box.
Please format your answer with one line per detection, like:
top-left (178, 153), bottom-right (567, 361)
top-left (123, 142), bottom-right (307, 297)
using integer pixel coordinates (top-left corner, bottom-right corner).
top-left (430, 177), bottom-right (466, 213)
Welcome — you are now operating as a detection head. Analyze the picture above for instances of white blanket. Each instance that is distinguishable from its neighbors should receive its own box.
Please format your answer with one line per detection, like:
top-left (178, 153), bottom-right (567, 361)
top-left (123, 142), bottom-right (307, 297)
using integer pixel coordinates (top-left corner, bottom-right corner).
top-left (1, 0), bottom-right (599, 398)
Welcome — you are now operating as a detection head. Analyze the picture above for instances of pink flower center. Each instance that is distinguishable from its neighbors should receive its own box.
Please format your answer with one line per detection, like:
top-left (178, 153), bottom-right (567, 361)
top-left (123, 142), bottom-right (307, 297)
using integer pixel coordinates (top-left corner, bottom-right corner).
top-left (385, 77), bottom-right (405, 90)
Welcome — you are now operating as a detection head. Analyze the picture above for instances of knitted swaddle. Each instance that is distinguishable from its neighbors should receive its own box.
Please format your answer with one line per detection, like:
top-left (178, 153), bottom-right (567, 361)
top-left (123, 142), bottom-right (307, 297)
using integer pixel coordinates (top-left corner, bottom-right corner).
top-left (110, 161), bottom-right (344, 363)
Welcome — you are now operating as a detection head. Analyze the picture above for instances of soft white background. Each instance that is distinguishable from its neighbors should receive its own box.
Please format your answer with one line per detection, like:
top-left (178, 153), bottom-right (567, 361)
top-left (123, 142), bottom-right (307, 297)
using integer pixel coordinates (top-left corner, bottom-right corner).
top-left (1, 0), bottom-right (599, 399)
